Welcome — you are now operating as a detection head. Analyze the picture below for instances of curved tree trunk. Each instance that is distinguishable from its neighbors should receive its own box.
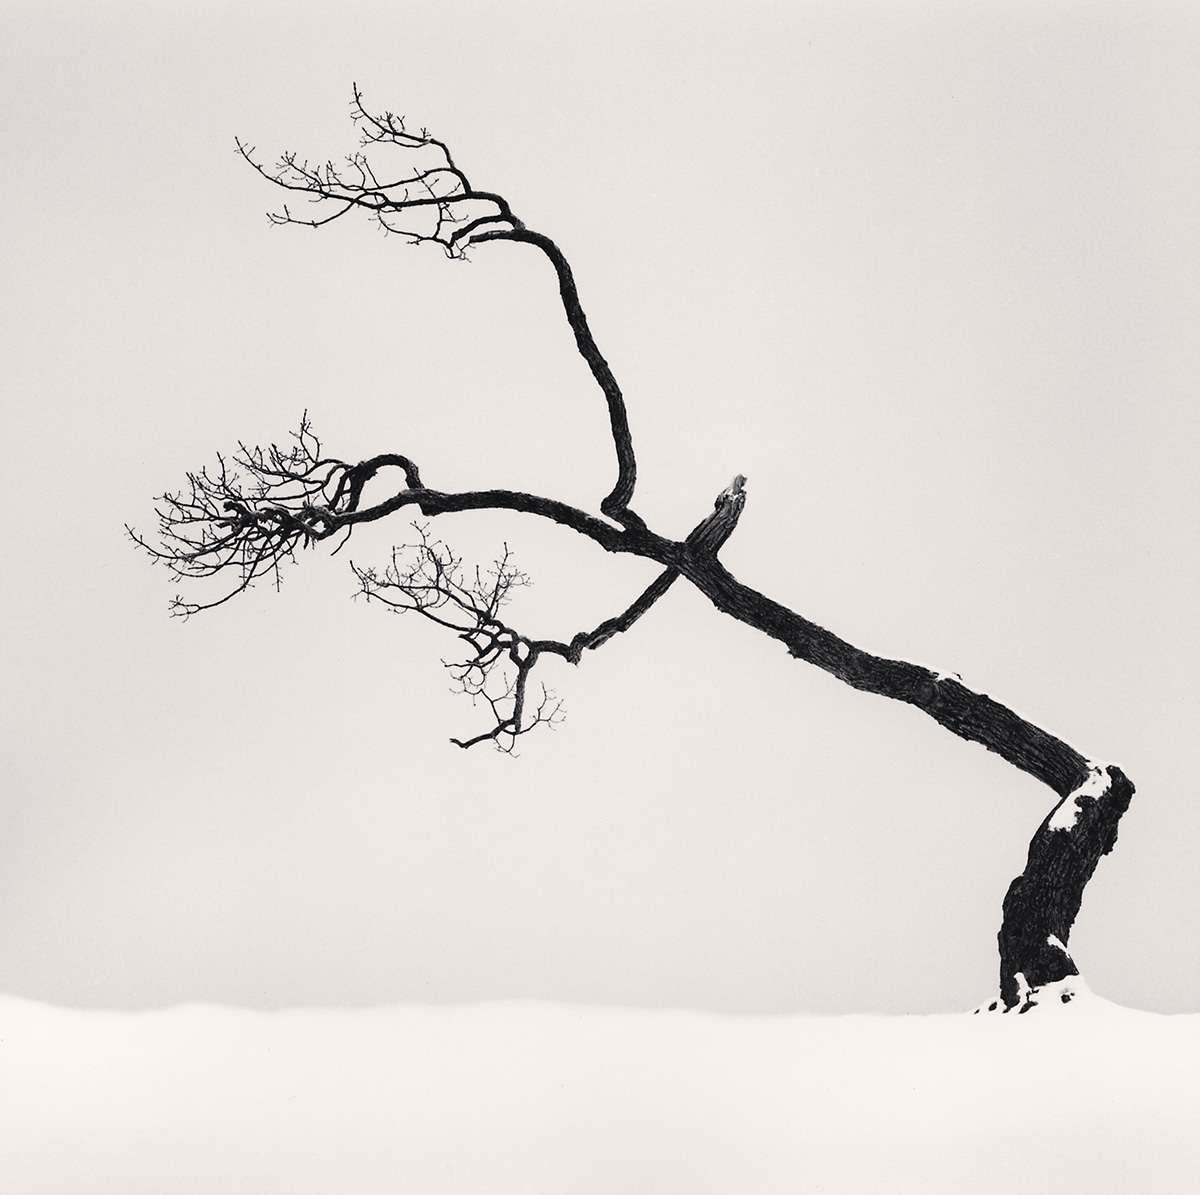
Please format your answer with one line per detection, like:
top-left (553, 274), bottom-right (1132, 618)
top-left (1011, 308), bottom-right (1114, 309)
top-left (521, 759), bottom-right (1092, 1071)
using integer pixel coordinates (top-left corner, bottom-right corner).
top-left (994, 764), bottom-right (1135, 1011)
top-left (672, 545), bottom-right (1135, 1010)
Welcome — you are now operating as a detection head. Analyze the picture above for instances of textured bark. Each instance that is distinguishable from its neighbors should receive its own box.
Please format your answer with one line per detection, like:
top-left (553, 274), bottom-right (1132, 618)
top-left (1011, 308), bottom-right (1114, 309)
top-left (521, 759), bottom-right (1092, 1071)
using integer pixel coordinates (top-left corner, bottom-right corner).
top-left (675, 553), bottom-right (1090, 796)
top-left (670, 551), bottom-right (1134, 1007)
top-left (997, 764), bottom-right (1135, 1009)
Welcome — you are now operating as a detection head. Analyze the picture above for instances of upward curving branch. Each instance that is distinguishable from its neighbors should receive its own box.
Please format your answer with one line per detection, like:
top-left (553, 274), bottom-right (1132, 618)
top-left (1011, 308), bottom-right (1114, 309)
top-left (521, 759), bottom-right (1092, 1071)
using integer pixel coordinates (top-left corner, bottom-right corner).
top-left (236, 85), bottom-right (638, 523)
top-left (134, 91), bottom-right (1134, 1011)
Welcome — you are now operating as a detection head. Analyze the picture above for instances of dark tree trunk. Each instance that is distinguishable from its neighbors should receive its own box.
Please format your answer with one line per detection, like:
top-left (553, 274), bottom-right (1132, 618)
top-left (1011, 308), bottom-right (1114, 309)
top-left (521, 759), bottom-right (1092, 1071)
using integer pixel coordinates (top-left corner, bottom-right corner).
top-left (671, 548), bottom-right (1135, 1011)
top-left (994, 764), bottom-right (1135, 1011)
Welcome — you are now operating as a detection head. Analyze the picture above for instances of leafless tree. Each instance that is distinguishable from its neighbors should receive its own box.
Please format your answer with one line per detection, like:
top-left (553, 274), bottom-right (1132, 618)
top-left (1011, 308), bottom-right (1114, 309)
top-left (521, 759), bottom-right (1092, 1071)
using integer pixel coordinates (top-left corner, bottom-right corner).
top-left (131, 88), bottom-right (1134, 1013)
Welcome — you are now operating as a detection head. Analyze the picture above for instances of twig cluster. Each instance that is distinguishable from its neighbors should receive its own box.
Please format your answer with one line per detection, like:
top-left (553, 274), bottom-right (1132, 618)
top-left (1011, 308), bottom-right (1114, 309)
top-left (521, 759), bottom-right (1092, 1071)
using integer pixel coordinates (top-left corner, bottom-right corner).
top-left (352, 527), bottom-right (563, 751)
top-left (236, 85), bottom-right (519, 256)
top-left (127, 418), bottom-right (348, 616)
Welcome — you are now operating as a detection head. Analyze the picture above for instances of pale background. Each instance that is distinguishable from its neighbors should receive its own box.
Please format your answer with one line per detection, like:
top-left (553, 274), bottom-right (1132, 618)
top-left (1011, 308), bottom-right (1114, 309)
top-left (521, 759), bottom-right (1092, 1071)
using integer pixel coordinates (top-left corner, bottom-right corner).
top-left (1, 0), bottom-right (1196, 1016)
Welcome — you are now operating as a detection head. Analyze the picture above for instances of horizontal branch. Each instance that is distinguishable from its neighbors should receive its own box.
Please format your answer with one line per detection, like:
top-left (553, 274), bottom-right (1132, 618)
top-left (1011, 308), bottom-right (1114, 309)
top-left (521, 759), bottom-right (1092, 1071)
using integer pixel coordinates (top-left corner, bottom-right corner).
top-left (339, 486), bottom-right (641, 553)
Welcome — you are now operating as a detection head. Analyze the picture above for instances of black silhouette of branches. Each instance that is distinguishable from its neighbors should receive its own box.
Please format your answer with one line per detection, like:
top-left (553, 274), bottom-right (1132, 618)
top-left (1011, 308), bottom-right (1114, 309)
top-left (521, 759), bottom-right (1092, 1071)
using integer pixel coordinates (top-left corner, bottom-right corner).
top-left (236, 85), bottom-right (637, 522)
top-left (235, 85), bottom-right (517, 255)
top-left (348, 522), bottom-right (684, 749)
top-left (127, 416), bottom-right (425, 617)
top-left (352, 528), bottom-right (563, 752)
top-left (132, 89), bottom-right (1138, 1010)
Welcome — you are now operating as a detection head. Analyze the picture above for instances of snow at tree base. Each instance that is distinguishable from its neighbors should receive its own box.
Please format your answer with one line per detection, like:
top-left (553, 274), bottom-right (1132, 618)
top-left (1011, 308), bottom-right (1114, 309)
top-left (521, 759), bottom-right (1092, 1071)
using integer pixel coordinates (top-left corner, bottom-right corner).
top-left (1, 989), bottom-right (1196, 1194)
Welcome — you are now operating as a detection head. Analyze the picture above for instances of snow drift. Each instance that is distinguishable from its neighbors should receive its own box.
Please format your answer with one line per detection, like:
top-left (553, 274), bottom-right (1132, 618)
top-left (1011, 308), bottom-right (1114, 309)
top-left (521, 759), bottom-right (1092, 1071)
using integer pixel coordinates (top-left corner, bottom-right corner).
top-left (1, 987), bottom-right (1195, 1194)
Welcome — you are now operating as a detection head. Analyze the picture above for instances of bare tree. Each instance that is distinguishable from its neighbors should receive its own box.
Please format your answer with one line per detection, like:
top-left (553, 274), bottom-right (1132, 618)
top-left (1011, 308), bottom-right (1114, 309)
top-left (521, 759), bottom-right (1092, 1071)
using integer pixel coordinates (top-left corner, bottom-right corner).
top-left (131, 88), bottom-right (1133, 1013)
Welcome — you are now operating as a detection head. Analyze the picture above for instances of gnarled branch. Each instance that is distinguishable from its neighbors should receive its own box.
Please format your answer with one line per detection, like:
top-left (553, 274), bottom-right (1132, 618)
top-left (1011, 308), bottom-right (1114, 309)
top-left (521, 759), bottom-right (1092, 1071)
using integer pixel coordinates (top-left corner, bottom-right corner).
top-left (236, 86), bottom-right (638, 523)
top-left (350, 525), bottom-right (677, 750)
top-left (352, 528), bottom-right (563, 751)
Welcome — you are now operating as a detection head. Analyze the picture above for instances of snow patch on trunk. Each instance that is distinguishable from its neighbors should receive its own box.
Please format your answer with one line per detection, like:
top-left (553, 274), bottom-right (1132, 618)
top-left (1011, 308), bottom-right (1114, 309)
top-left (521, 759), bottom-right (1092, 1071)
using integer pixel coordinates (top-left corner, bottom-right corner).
top-left (1047, 761), bottom-right (1111, 831)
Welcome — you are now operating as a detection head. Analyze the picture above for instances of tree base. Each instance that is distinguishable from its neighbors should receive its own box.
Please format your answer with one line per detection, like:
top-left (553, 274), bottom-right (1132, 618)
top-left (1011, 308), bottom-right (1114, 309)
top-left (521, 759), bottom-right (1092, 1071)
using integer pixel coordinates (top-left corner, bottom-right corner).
top-left (975, 974), bottom-right (1091, 1015)
top-left (996, 763), bottom-right (1133, 1010)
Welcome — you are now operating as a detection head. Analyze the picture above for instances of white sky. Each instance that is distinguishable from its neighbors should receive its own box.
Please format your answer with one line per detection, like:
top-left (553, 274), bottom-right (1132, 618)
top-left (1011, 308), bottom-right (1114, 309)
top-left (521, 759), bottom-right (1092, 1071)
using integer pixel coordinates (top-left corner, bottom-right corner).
top-left (1, 1), bottom-right (1198, 1015)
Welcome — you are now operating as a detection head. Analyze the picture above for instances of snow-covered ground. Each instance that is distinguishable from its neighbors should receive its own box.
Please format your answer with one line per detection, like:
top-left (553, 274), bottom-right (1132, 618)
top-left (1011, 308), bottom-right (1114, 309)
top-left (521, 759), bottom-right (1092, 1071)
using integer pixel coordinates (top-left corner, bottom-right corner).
top-left (1, 987), bottom-right (1196, 1194)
